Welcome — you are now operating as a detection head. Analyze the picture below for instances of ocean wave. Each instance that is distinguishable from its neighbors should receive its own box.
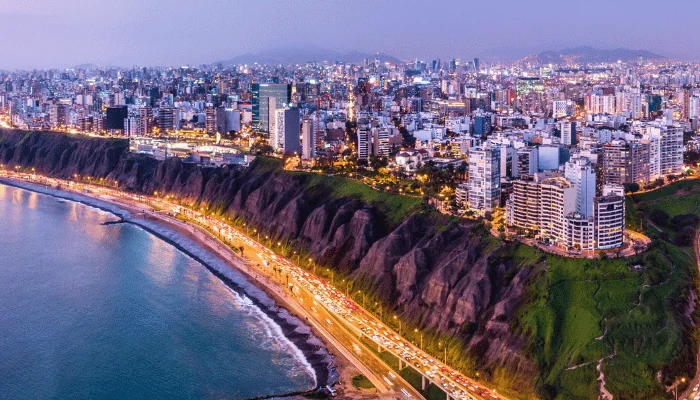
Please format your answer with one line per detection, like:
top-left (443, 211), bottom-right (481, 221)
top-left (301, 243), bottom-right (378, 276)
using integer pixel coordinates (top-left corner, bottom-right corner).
top-left (224, 286), bottom-right (317, 387)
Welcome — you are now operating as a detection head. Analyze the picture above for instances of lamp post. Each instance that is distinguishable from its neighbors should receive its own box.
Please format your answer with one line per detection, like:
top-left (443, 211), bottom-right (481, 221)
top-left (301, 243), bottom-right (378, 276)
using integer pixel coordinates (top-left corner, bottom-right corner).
top-left (675, 377), bottom-right (686, 400)
top-left (394, 315), bottom-right (401, 335)
top-left (414, 329), bottom-right (423, 350)
top-left (357, 290), bottom-right (365, 308)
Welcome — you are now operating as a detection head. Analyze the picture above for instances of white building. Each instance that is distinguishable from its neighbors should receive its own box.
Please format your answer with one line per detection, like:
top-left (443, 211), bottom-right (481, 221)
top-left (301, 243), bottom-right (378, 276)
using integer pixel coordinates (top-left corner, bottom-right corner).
top-left (560, 120), bottom-right (577, 146)
top-left (564, 156), bottom-right (596, 218)
top-left (594, 185), bottom-right (625, 250)
top-left (357, 128), bottom-right (370, 160)
top-left (553, 100), bottom-right (568, 118)
top-left (467, 145), bottom-right (501, 216)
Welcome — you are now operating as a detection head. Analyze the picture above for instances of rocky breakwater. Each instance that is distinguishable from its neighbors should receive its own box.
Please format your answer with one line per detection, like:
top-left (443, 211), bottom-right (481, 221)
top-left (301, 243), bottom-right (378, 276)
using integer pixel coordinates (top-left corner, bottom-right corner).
top-left (0, 129), bottom-right (539, 393)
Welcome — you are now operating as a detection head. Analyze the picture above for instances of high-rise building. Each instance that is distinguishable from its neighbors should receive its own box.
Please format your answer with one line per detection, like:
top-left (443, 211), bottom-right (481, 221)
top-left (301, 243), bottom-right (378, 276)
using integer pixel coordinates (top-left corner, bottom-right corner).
top-left (681, 86), bottom-right (692, 120)
top-left (602, 140), bottom-right (650, 185)
top-left (105, 106), bottom-right (128, 132)
top-left (565, 157), bottom-right (596, 218)
top-left (690, 96), bottom-right (700, 120)
top-left (588, 94), bottom-right (616, 114)
top-left (594, 185), bottom-right (625, 250)
top-left (506, 175), bottom-right (625, 252)
top-left (468, 145), bottom-right (501, 215)
top-left (560, 120), bottom-right (577, 146)
top-left (373, 128), bottom-right (390, 157)
top-left (270, 107), bottom-right (301, 155)
top-left (283, 108), bottom-right (301, 155)
top-left (215, 108), bottom-right (240, 134)
top-left (124, 116), bottom-right (140, 137)
top-left (538, 177), bottom-right (577, 244)
top-left (251, 83), bottom-right (291, 132)
top-left (301, 118), bottom-right (315, 159)
top-left (517, 146), bottom-right (539, 177)
top-left (157, 107), bottom-right (175, 133)
top-left (139, 107), bottom-right (153, 136)
top-left (205, 107), bottom-right (216, 134)
top-left (49, 103), bottom-right (70, 127)
top-left (553, 100), bottom-right (568, 118)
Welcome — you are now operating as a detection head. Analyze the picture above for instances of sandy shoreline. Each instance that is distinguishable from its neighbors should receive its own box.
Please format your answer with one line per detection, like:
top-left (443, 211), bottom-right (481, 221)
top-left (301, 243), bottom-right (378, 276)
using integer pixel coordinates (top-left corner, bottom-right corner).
top-left (0, 177), bottom-right (339, 397)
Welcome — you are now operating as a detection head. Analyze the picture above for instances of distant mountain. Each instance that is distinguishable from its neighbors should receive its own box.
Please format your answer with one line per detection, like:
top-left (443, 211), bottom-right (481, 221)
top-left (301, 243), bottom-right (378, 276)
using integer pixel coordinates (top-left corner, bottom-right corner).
top-left (217, 46), bottom-right (403, 66)
top-left (521, 46), bottom-right (665, 65)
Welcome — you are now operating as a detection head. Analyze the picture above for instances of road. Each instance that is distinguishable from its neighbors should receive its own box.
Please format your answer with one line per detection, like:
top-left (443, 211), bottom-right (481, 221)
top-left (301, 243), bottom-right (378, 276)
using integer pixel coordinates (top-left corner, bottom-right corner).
top-left (1, 170), bottom-right (505, 400)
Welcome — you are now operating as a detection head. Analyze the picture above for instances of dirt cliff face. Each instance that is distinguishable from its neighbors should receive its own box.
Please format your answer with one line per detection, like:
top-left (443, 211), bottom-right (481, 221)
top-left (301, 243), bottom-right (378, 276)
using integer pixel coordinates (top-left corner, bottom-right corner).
top-left (0, 129), bottom-right (537, 390)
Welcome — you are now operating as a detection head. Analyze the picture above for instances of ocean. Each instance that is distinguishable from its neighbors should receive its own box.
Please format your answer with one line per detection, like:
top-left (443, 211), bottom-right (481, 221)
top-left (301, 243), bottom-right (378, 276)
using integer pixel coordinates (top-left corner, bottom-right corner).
top-left (0, 184), bottom-right (316, 399)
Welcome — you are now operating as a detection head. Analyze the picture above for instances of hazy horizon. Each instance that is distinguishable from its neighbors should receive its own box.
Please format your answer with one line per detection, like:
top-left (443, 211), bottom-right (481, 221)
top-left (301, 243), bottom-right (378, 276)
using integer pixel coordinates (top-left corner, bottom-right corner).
top-left (1, 0), bottom-right (698, 69)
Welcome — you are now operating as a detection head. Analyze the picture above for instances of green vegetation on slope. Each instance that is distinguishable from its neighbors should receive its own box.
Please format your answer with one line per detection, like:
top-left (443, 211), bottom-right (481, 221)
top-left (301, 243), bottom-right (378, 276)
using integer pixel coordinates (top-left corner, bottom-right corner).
top-left (252, 156), bottom-right (423, 226)
top-left (631, 179), bottom-right (700, 223)
top-left (513, 181), bottom-right (700, 399)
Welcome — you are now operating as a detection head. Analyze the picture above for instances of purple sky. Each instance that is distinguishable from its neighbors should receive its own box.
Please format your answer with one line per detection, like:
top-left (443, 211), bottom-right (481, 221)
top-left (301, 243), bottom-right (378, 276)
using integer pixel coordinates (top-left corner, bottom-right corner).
top-left (0, 0), bottom-right (697, 69)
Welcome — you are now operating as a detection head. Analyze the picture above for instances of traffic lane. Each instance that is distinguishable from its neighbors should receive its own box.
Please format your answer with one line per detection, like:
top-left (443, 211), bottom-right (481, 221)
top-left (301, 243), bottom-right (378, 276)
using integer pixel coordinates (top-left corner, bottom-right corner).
top-left (291, 281), bottom-right (421, 399)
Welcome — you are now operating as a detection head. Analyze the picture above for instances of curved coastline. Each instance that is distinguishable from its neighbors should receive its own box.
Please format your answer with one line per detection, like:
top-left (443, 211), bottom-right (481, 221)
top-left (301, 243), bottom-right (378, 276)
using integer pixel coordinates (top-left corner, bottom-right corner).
top-left (0, 177), bottom-right (336, 395)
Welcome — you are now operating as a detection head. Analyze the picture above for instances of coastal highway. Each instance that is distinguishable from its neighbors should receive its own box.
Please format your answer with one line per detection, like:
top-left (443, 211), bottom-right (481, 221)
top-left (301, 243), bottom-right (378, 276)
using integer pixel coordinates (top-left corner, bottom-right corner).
top-left (1, 171), bottom-right (504, 400)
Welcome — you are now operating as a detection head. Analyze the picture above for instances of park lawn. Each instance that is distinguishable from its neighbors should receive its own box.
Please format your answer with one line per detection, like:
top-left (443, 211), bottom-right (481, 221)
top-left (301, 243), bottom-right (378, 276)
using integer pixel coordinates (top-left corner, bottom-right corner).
top-left (632, 179), bottom-right (700, 218)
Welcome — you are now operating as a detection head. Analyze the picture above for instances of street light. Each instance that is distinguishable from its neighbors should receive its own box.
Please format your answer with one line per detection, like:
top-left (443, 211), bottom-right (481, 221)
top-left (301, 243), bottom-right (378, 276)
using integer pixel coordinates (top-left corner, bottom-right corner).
top-left (394, 315), bottom-right (401, 335)
top-left (414, 328), bottom-right (423, 350)
top-left (357, 290), bottom-right (365, 308)
top-left (675, 377), bottom-right (686, 400)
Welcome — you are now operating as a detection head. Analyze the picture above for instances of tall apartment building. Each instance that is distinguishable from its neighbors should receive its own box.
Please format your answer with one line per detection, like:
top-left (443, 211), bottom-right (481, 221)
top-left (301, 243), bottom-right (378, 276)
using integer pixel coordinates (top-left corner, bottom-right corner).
top-left (564, 156), bottom-right (596, 218)
top-left (594, 185), bottom-right (625, 250)
top-left (516, 146), bottom-right (539, 177)
top-left (648, 126), bottom-right (683, 178)
top-left (509, 178), bottom-right (542, 232)
top-left (538, 177), bottom-right (577, 244)
top-left (139, 106), bottom-right (153, 135)
top-left (601, 140), bottom-right (650, 185)
top-left (124, 116), bottom-right (140, 137)
top-left (205, 107), bottom-right (216, 134)
top-left (506, 174), bottom-right (625, 252)
top-left (560, 120), bottom-right (577, 146)
top-left (467, 145), bottom-right (501, 216)
top-left (588, 94), bottom-right (616, 114)
top-left (301, 118), bottom-right (315, 159)
top-left (357, 128), bottom-right (370, 161)
top-left (157, 107), bottom-right (175, 133)
top-left (372, 128), bottom-right (390, 157)
top-left (49, 103), bottom-right (69, 127)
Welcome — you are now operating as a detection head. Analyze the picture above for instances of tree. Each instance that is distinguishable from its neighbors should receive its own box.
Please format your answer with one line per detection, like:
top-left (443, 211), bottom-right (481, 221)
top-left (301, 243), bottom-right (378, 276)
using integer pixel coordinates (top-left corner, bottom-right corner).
top-left (675, 226), bottom-right (696, 247)
top-left (684, 150), bottom-right (700, 165)
top-left (670, 214), bottom-right (700, 230)
top-left (623, 182), bottom-right (640, 194)
top-left (649, 209), bottom-right (670, 226)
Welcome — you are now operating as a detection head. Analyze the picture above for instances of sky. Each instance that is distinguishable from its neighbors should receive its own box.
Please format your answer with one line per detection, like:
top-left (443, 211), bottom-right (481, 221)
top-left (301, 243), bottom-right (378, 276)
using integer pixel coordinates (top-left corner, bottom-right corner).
top-left (0, 0), bottom-right (698, 69)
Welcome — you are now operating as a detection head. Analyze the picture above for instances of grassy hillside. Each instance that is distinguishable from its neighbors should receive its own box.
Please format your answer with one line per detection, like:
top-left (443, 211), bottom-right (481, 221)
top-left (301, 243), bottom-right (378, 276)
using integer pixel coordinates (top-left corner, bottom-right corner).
top-left (513, 182), bottom-right (700, 399)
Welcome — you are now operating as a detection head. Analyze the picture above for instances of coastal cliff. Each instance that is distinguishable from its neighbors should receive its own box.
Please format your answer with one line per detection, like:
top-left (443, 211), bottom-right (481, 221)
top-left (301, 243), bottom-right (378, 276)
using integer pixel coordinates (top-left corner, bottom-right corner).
top-left (0, 129), bottom-right (536, 389)
top-left (1, 129), bottom-right (696, 399)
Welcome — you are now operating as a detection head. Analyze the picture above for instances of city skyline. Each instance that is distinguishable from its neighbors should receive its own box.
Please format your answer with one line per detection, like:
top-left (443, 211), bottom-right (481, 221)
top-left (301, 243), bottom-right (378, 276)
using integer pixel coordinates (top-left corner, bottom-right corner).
top-left (1, 0), bottom-right (699, 69)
